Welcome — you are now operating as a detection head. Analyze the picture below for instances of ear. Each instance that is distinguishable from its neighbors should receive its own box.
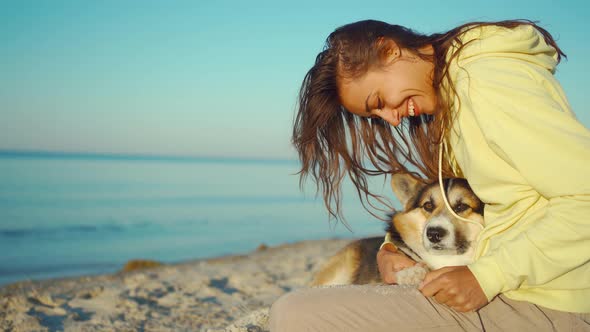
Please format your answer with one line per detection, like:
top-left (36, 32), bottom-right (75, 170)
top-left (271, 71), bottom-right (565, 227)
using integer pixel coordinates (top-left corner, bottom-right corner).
top-left (391, 173), bottom-right (425, 206)
top-left (376, 38), bottom-right (401, 63)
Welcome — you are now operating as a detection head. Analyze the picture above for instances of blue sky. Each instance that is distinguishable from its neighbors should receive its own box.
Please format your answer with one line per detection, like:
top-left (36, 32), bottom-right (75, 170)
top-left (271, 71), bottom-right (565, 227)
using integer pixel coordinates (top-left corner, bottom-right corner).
top-left (1, 0), bottom-right (588, 159)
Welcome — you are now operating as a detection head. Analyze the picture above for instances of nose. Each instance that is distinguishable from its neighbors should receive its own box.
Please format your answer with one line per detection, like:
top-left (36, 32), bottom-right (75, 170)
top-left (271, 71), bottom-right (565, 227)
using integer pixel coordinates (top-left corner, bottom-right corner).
top-left (373, 107), bottom-right (401, 127)
top-left (426, 227), bottom-right (448, 243)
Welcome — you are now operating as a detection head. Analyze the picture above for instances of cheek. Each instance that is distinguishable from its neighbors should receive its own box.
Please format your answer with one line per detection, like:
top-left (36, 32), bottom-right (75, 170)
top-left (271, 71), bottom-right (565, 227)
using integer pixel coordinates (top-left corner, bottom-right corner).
top-left (394, 210), bottom-right (426, 246)
top-left (380, 73), bottom-right (403, 103)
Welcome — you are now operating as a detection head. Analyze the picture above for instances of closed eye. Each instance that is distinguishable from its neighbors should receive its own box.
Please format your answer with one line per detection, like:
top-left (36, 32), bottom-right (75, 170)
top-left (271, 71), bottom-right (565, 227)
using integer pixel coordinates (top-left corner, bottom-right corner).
top-left (377, 97), bottom-right (383, 109)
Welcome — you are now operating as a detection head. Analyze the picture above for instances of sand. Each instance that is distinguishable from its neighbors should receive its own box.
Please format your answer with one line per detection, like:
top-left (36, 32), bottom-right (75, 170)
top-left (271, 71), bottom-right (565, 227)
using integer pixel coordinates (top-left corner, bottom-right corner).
top-left (0, 238), bottom-right (353, 332)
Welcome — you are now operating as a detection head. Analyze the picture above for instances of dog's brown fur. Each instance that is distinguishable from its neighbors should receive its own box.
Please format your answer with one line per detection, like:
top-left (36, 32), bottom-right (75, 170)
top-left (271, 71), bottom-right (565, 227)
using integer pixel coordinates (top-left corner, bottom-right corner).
top-left (311, 174), bottom-right (484, 286)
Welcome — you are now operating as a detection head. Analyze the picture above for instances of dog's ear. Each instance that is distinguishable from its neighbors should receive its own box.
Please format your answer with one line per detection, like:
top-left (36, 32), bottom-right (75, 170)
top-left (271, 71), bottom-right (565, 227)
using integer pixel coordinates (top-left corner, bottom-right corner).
top-left (391, 173), bottom-right (426, 206)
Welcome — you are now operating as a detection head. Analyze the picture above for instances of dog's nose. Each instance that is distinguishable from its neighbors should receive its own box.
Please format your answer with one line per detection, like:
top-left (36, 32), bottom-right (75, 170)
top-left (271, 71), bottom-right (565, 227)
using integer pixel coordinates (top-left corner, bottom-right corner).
top-left (426, 227), bottom-right (448, 243)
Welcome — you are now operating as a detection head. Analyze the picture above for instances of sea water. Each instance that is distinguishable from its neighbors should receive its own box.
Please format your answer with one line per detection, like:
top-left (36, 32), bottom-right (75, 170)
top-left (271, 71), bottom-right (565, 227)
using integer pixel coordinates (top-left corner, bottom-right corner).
top-left (0, 152), bottom-right (394, 286)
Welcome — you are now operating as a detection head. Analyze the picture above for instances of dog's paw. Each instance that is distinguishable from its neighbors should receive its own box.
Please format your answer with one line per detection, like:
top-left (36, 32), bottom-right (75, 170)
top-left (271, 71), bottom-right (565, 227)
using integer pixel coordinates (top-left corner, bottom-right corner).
top-left (395, 263), bottom-right (429, 287)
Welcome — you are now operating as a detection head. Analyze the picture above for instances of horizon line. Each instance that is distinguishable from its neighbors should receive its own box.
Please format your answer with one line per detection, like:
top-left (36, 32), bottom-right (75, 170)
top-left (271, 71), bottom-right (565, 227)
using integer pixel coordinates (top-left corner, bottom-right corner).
top-left (0, 149), bottom-right (299, 165)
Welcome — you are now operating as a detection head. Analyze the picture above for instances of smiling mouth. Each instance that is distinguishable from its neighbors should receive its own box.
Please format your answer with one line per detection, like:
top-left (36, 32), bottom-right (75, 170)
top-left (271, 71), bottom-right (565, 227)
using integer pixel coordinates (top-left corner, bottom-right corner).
top-left (408, 98), bottom-right (419, 117)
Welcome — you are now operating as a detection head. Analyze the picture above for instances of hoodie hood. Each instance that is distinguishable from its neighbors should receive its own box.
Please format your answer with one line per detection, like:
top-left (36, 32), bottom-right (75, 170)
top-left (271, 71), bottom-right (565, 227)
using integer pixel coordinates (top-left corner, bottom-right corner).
top-left (448, 24), bottom-right (559, 73)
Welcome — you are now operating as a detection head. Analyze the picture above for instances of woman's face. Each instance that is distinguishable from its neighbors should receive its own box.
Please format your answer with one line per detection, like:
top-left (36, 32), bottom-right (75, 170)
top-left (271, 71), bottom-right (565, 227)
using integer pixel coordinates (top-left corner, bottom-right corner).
top-left (338, 44), bottom-right (438, 126)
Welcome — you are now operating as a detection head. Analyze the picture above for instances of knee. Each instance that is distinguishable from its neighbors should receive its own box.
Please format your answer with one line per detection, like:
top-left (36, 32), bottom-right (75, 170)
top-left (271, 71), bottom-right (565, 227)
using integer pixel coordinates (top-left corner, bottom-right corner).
top-left (269, 290), bottom-right (308, 331)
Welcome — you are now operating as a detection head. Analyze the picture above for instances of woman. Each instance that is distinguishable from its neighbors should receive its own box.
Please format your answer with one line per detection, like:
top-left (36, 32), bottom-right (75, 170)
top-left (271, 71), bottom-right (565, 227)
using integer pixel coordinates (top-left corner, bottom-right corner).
top-left (270, 20), bottom-right (590, 331)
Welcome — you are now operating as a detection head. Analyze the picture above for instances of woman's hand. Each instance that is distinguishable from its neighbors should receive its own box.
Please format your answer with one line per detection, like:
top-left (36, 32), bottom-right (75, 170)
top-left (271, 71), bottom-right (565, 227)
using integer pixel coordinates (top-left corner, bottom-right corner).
top-left (377, 246), bottom-right (416, 284)
top-left (419, 266), bottom-right (489, 312)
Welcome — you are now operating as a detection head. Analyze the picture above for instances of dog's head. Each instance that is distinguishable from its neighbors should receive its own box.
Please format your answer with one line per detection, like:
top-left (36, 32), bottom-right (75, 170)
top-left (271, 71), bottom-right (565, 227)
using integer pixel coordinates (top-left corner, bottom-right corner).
top-left (388, 173), bottom-right (484, 263)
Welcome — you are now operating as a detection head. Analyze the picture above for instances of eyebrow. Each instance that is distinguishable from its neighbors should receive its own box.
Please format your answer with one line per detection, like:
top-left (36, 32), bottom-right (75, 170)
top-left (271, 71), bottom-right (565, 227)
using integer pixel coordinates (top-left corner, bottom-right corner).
top-left (364, 91), bottom-right (376, 115)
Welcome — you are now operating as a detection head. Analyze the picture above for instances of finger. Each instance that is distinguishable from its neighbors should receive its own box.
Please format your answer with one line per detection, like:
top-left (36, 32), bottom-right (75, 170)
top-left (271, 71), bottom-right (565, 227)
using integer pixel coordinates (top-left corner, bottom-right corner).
top-left (380, 250), bottom-right (416, 271)
top-left (382, 267), bottom-right (397, 284)
top-left (378, 258), bottom-right (397, 284)
top-left (434, 291), bottom-right (451, 305)
top-left (419, 267), bottom-right (451, 290)
top-left (452, 304), bottom-right (474, 313)
top-left (444, 294), bottom-right (465, 308)
top-left (392, 254), bottom-right (416, 271)
top-left (455, 298), bottom-right (487, 313)
top-left (420, 276), bottom-right (444, 297)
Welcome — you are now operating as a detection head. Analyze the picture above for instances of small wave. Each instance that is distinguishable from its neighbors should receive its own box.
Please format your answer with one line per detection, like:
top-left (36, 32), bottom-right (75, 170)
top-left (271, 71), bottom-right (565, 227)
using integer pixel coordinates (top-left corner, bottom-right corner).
top-left (0, 149), bottom-right (298, 166)
top-left (0, 195), bottom-right (313, 207)
top-left (0, 262), bottom-right (120, 277)
top-left (0, 223), bottom-right (134, 238)
top-left (0, 229), bottom-right (30, 237)
top-left (0, 219), bottom-right (213, 238)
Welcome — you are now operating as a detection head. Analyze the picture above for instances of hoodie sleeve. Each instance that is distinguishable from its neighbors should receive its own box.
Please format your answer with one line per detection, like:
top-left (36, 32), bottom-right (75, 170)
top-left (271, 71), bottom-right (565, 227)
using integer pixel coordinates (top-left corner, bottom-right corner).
top-left (455, 56), bottom-right (590, 302)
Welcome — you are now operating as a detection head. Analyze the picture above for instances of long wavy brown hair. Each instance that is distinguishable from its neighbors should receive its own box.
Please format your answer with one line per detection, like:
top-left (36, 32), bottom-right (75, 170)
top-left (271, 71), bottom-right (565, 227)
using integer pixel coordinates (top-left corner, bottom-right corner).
top-left (292, 19), bottom-right (565, 221)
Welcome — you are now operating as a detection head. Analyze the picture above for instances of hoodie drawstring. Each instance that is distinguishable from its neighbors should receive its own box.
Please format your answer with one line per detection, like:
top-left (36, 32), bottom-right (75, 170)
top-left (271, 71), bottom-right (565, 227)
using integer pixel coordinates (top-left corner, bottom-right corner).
top-left (438, 142), bottom-right (484, 229)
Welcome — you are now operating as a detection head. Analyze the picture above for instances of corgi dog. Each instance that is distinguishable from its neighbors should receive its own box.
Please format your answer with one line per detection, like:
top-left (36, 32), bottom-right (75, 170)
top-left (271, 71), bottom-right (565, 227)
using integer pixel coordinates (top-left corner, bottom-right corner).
top-left (311, 173), bottom-right (485, 286)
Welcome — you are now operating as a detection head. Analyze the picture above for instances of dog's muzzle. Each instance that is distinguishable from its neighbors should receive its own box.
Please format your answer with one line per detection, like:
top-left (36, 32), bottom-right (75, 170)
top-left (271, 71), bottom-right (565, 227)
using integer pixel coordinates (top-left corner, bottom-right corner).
top-left (426, 226), bottom-right (447, 243)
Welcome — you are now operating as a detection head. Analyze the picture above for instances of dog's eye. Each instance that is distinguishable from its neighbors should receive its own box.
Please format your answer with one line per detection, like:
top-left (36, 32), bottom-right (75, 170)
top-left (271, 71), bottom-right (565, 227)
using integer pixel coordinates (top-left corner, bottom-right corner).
top-left (422, 201), bottom-right (434, 212)
top-left (453, 203), bottom-right (470, 213)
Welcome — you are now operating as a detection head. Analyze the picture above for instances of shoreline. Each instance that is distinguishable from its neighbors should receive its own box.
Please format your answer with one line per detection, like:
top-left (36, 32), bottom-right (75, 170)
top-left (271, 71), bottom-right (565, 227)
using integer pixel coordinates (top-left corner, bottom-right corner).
top-left (0, 238), bottom-right (349, 294)
top-left (0, 238), bottom-right (355, 331)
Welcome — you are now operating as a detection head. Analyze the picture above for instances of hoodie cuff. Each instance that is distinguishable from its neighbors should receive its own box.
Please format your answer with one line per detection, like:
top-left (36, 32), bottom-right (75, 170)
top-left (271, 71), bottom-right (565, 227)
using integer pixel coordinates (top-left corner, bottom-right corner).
top-left (467, 256), bottom-right (507, 301)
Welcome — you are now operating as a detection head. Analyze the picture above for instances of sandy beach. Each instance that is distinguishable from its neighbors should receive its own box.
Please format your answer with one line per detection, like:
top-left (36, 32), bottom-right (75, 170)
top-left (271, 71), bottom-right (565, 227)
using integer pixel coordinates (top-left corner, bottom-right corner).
top-left (0, 238), bottom-right (354, 331)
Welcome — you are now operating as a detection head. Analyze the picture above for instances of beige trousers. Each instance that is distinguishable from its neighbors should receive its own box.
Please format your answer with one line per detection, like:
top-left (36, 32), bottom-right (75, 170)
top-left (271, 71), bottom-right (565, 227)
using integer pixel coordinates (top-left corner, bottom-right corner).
top-left (269, 285), bottom-right (590, 332)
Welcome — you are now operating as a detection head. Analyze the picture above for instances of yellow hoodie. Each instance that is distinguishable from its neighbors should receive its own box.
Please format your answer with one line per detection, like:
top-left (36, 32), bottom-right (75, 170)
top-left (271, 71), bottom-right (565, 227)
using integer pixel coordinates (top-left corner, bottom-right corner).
top-left (445, 25), bottom-right (590, 313)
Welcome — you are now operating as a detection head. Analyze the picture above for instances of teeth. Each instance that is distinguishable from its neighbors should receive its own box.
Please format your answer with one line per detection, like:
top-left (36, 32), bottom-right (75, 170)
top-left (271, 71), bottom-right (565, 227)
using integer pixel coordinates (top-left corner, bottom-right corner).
top-left (408, 99), bottom-right (415, 116)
